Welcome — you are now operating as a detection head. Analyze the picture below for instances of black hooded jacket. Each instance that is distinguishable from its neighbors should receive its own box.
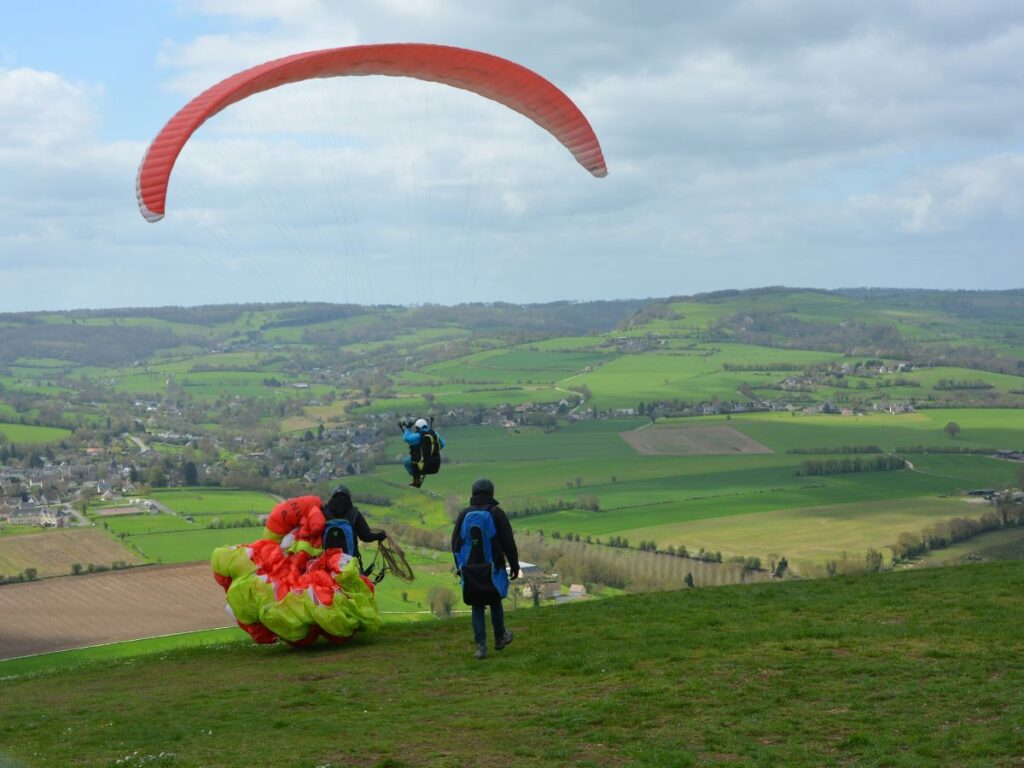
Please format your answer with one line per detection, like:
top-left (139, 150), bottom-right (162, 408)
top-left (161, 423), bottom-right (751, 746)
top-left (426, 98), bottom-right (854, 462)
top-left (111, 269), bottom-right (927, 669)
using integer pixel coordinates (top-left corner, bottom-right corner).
top-left (451, 491), bottom-right (519, 574)
top-left (324, 491), bottom-right (384, 558)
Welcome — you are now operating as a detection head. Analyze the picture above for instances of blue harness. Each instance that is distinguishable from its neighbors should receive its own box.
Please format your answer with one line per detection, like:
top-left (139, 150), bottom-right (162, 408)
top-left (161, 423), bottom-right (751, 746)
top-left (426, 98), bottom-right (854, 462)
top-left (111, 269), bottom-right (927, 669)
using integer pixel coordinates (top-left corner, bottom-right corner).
top-left (322, 517), bottom-right (356, 555)
top-left (455, 509), bottom-right (509, 600)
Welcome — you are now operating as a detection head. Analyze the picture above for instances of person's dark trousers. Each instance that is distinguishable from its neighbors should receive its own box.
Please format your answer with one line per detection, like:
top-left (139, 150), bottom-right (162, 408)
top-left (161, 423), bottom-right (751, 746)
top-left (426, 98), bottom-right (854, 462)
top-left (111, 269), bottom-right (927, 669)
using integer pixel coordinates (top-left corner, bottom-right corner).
top-left (471, 601), bottom-right (505, 645)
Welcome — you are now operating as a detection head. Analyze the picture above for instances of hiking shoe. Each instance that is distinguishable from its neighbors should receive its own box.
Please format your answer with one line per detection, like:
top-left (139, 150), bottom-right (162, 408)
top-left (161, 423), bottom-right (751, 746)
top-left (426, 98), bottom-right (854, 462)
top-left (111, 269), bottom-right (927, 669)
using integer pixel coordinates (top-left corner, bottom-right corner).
top-left (410, 477), bottom-right (423, 488)
top-left (474, 643), bottom-right (487, 660)
top-left (495, 630), bottom-right (513, 651)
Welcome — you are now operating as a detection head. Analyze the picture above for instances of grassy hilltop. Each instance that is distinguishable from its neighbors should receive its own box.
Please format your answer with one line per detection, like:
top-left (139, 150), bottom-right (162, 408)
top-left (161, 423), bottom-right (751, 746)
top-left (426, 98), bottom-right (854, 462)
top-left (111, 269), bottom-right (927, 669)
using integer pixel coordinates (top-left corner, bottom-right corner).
top-left (2, 560), bottom-right (1023, 768)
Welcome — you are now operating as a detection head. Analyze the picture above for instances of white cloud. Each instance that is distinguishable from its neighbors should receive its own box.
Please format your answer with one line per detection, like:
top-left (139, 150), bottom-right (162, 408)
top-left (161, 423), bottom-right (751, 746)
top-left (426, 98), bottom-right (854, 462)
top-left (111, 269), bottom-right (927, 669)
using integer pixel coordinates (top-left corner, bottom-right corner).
top-left (2, 2), bottom-right (1024, 311)
top-left (848, 153), bottom-right (1024, 234)
top-left (0, 68), bottom-right (100, 148)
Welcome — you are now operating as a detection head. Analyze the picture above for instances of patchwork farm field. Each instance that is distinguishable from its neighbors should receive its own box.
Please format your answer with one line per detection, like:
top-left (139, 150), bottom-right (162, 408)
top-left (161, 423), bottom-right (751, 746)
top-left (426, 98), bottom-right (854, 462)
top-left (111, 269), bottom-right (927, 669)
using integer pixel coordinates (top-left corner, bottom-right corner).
top-left (371, 412), bottom-right (1024, 571)
top-left (3, 291), bottom-right (1024, 666)
top-left (0, 529), bottom-right (144, 579)
top-left (127, 526), bottom-right (268, 563)
top-left (915, 526), bottom-right (1024, 566)
top-left (608, 496), bottom-right (976, 569)
top-left (353, 384), bottom-right (568, 416)
top-left (506, 465), bottom-right (975, 536)
top-left (107, 369), bottom-right (330, 400)
top-left (86, 488), bottom-right (455, 616)
top-left (620, 423), bottom-right (773, 455)
top-left (436, 419), bottom-right (645, 462)
top-left (0, 422), bottom-right (71, 444)
top-left (94, 490), bottom-right (281, 563)
top-left (0, 548), bottom-right (461, 661)
top-left (382, 332), bottom-right (1024, 414)
top-left (693, 408), bottom-right (1024, 453)
top-left (0, 563), bottom-right (232, 660)
top-left (421, 348), bottom-right (616, 384)
top-left (569, 345), bottom-right (847, 409)
top-left (148, 489), bottom-right (279, 516)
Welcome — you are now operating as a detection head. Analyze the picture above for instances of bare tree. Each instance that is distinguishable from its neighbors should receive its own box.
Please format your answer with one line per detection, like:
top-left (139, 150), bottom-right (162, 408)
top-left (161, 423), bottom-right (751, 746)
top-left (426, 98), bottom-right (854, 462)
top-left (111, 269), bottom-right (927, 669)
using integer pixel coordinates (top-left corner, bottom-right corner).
top-left (521, 572), bottom-right (547, 607)
top-left (426, 586), bottom-right (455, 618)
top-left (444, 495), bottom-right (463, 521)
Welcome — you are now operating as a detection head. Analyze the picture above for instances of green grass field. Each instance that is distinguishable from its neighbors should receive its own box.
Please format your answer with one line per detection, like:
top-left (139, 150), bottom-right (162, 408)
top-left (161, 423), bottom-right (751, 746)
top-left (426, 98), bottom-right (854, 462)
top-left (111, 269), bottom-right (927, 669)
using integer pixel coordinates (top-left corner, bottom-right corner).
top-left (123, 527), bottom-right (268, 563)
top-left (422, 348), bottom-right (616, 384)
top-left (570, 344), bottom-right (847, 409)
top-left (608, 496), bottom-right (975, 569)
top-left (148, 489), bottom-right (280, 516)
top-left (2, 561), bottom-right (1022, 767)
top-left (0, 422), bottom-right (71, 444)
top-left (91, 490), bottom-right (279, 563)
top-left (914, 526), bottom-right (1024, 566)
top-left (659, 408), bottom-right (1024, 453)
top-left (365, 411), bottom-right (1024, 570)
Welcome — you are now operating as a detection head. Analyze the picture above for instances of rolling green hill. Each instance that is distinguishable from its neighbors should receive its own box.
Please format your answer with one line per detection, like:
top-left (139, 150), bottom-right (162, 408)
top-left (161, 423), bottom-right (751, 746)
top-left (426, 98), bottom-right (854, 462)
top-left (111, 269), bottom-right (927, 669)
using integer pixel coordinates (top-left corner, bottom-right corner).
top-left (1, 560), bottom-right (1022, 767)
top-left (3, 289), bottom-right (1024, 590)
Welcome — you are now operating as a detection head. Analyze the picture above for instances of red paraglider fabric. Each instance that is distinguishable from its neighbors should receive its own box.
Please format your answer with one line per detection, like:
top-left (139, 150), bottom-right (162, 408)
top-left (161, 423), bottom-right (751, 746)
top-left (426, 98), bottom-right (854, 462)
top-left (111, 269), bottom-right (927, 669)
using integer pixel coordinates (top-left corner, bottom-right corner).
top-left (137, 43), bottom-right (607, 221)
top-left (211, 497), bottom-right (380, 647)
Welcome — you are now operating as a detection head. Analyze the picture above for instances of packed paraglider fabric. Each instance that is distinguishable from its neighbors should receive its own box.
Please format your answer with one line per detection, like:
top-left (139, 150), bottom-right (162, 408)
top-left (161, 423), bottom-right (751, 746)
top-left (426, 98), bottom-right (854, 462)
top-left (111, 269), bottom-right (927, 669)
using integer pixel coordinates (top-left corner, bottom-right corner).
top-left (211, 496), bottom-right (381, 646)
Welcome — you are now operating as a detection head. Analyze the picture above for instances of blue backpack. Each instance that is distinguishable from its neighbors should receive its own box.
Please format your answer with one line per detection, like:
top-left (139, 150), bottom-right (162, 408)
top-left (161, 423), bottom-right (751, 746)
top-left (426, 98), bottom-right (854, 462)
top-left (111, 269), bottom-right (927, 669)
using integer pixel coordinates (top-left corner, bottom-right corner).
top-left (322, 517), bottom-right (356, 556)
top-left (454, 509), bottom-right (510, 606)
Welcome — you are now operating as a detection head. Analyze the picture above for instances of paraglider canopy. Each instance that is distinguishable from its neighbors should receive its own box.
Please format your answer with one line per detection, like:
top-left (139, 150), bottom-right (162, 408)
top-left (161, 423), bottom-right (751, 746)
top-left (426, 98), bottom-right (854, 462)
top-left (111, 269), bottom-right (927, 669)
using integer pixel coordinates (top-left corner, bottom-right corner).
top-left (137, 43), bottom-right (608, 222)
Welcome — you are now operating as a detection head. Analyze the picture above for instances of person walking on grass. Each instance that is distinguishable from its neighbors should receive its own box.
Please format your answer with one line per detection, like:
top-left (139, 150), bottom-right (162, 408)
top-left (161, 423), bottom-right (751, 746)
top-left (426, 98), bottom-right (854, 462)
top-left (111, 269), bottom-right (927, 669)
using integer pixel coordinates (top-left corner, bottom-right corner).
top-left (452, 478), bottom-right (520, 660)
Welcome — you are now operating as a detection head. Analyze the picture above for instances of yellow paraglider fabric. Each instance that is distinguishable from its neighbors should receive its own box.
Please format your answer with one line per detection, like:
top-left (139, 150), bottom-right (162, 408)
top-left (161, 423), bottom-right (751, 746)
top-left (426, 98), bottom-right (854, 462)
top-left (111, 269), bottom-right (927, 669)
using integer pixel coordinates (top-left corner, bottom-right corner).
top-left (211, 497), bottom-right (380, 646)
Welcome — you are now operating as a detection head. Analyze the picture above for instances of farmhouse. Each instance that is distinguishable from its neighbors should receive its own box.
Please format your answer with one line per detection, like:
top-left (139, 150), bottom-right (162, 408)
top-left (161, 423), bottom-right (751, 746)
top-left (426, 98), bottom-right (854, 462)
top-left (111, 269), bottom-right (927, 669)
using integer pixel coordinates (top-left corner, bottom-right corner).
top-left (516, 562), bottom-right (564, 600)
top-left (873, 400), bottom-right (915, 414)
top-left (7, 503), bottom-right (60, 527)
top-left (995, 449), bottom-right (1024, 461)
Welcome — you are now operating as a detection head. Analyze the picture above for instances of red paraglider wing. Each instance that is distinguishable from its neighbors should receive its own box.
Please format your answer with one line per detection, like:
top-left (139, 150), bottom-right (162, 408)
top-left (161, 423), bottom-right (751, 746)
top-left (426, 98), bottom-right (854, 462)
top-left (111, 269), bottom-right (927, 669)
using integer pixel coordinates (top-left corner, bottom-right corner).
top-left (137, 43), bottom-right (608, 222)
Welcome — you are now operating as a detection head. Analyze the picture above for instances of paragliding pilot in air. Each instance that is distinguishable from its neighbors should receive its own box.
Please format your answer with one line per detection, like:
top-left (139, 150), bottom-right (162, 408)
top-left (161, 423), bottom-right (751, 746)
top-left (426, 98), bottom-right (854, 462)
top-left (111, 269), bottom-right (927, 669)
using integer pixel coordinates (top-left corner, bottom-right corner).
top-left (399, 417), bottom-right (444, 488)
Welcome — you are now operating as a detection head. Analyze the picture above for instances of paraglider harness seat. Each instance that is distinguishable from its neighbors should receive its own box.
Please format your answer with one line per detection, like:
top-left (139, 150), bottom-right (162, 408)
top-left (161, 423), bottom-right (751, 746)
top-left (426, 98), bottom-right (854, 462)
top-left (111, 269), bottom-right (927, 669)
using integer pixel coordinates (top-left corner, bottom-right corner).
top-left (416, 429), bottom-right (442, 475)
top-left (401, 417), bottom-right (441, 488)
top-left (323, 511), bottom-right (386, 584)
top-left (455, 509), bottom-right (510, 606)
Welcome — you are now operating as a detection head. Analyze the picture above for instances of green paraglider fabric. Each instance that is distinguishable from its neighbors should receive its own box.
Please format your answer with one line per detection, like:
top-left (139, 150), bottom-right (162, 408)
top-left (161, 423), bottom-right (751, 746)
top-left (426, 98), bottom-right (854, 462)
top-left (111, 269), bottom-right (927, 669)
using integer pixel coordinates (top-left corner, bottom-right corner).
top-left (211, 498), bottom-right (380, 646)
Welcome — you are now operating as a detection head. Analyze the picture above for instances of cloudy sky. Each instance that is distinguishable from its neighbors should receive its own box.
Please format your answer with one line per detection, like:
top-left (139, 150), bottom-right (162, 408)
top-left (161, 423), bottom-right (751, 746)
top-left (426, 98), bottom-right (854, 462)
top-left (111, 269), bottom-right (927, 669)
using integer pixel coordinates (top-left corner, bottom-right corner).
top-left (2, 1), bottom-right (1022, 311)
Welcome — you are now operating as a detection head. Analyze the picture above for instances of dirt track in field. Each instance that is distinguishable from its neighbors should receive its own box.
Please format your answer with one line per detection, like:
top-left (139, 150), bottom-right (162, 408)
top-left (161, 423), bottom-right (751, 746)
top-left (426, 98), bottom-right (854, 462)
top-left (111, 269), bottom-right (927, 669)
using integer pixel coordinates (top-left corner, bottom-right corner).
top-left (620, 425), bottom-right (773, 455)
top-left (0, 562), bottom-right (232, 660)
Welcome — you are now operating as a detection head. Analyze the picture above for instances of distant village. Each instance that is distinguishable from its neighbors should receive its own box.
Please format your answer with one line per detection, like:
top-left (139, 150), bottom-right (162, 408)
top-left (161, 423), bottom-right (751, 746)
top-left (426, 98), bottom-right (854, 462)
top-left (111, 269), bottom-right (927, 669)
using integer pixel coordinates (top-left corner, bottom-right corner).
top-left (4, 349), bottom-right (1021, 531)
top-left (2, 387), bottom-right (1017, 534)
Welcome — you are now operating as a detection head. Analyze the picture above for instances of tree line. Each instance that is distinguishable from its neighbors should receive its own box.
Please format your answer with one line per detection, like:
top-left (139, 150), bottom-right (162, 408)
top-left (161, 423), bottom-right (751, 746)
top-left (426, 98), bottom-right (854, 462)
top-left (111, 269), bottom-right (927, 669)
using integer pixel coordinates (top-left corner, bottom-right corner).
top-left (787, 445), bottom-right (884, 455)
top-left (384, 522), bottom-right (774, 593)
top-left (890, 494), bottom-right (1024, 562)
top-left (935, 378), bottom-right (994, 390)
top-left (502, 495), bottom-right (600, 519)
top-left (796, 455), bottom-right (906, 476)
top-left (515, 534), bottom-right (767, 592)
top-left (0, 560), bottom-right (136, 585)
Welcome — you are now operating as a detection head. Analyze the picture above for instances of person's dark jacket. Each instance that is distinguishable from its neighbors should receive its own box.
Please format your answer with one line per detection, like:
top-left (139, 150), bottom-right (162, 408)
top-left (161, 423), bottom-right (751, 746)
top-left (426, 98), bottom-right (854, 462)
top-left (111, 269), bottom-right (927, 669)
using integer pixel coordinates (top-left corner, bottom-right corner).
top-left (451, 491), bottom-right (519, 576)
top-left (325, 491), bottom-right (384, 559)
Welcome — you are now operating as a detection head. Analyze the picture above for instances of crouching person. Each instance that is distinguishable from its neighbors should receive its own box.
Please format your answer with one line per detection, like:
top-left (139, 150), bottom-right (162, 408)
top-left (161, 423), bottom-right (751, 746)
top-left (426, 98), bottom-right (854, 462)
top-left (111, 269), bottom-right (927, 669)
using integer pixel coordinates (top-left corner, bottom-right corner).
top-left (452, 478), bottom-right (520, 660)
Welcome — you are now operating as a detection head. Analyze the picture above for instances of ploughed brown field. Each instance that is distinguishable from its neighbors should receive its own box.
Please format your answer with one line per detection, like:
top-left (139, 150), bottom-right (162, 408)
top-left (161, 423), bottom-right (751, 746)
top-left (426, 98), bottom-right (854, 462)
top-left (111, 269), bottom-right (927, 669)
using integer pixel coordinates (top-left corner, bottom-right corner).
top-left (0, 529), bottom-right (146, 579)
top-left (620, 424), bottom-right (773, 455)
top-left (0, 562), bottom-right (231, 660)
